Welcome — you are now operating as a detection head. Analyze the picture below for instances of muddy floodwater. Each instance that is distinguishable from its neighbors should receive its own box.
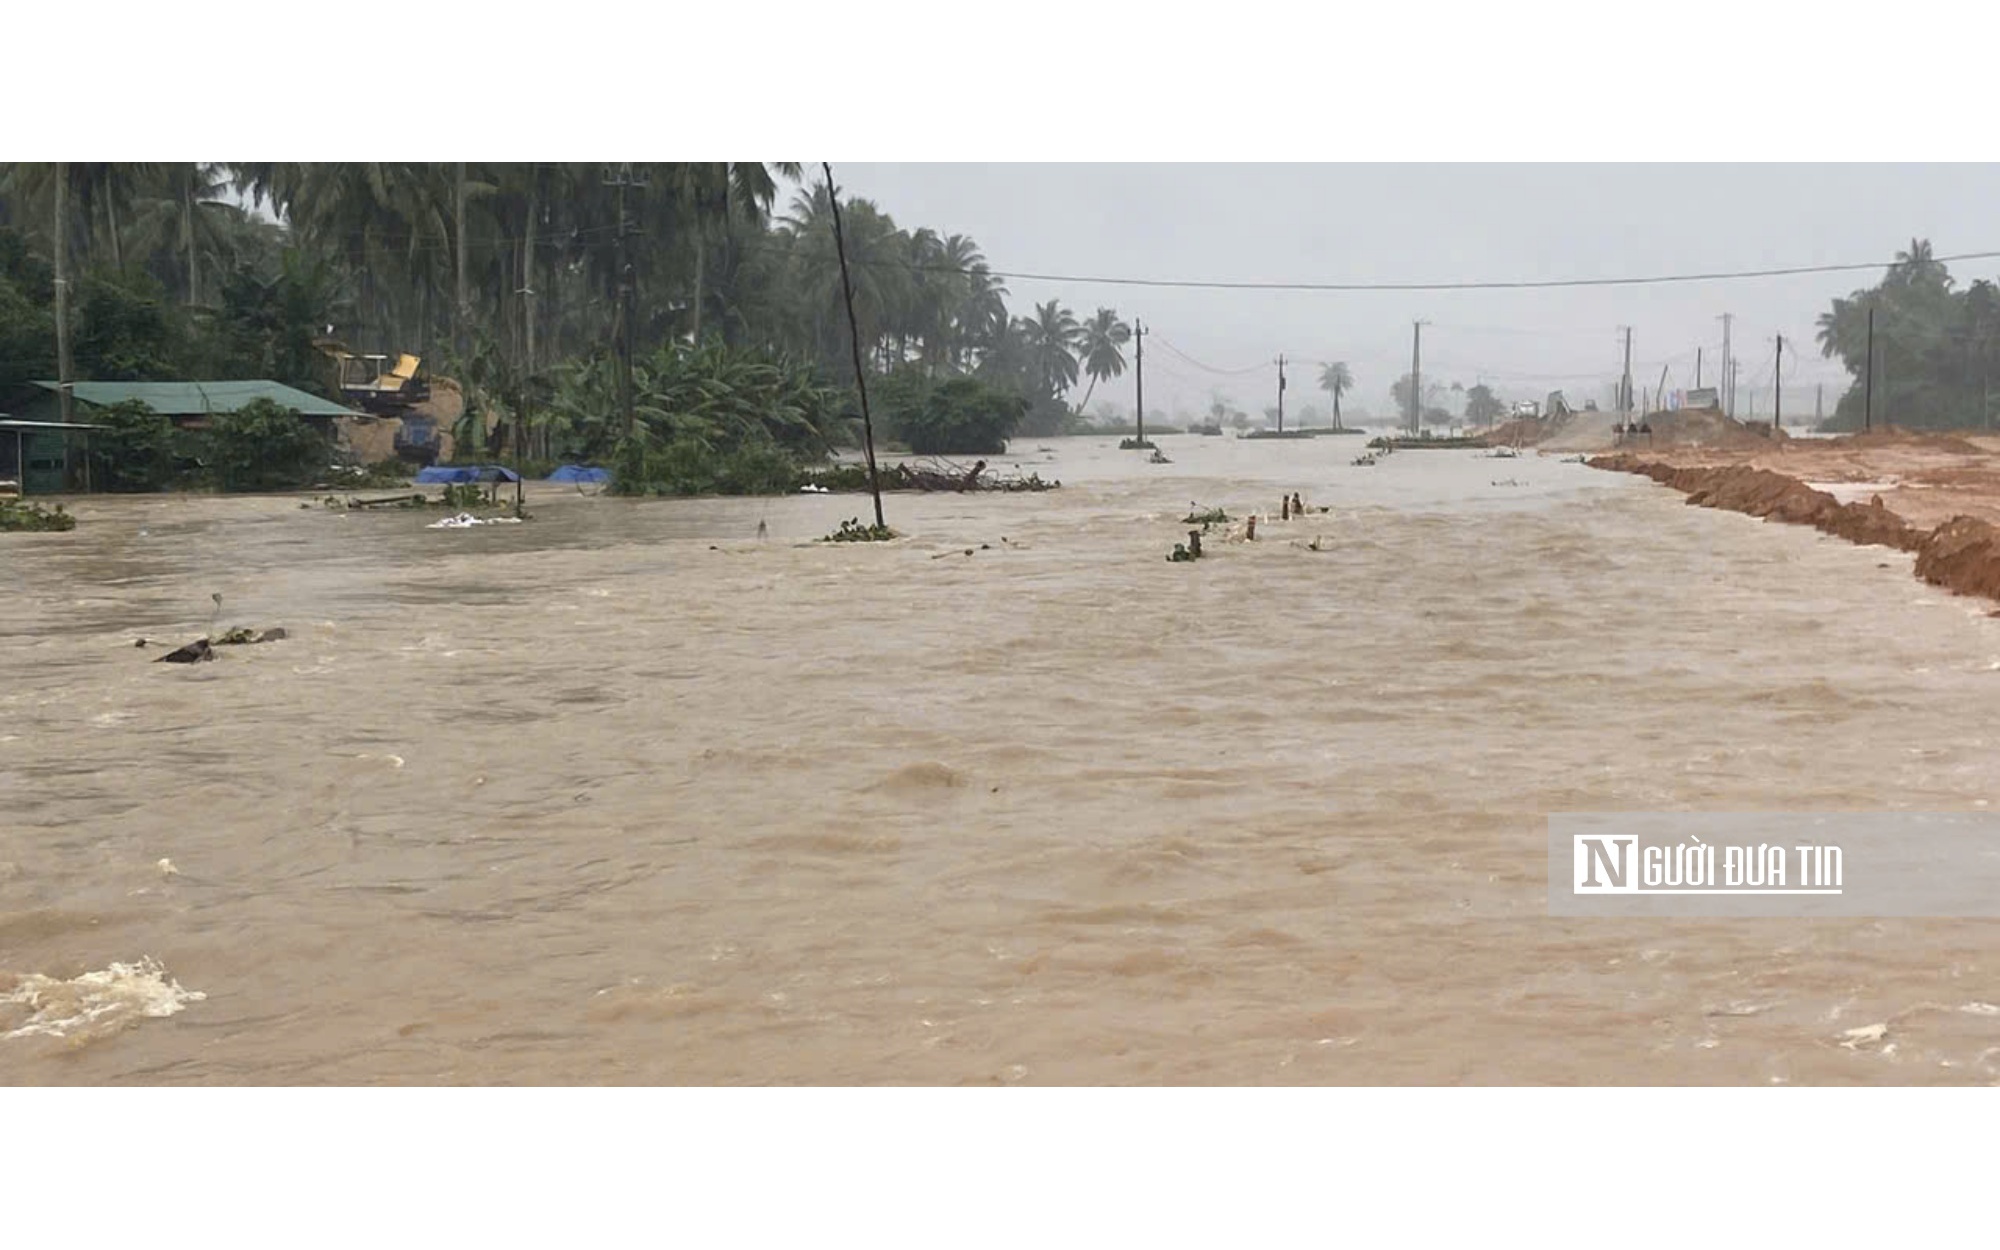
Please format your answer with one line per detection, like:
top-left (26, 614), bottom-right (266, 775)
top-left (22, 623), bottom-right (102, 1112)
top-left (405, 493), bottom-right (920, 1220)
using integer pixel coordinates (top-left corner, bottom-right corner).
top-left (8, 435), bottom-right (2000, 1084)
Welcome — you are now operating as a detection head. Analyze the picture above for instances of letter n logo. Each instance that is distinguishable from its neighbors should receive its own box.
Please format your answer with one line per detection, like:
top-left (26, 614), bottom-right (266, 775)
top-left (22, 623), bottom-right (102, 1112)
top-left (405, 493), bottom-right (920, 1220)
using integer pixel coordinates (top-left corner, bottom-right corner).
top-left (1574, 835), bottom-right (1637, 893)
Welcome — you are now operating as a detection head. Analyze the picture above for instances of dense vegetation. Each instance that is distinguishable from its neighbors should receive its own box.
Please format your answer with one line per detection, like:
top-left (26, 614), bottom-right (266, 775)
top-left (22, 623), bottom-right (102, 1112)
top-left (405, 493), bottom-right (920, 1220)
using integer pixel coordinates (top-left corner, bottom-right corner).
top-left (0, 163), bottom-right (1146, 491)
top-left (1816, 239), bottom-right (2000, 431)
top-left (77, 396), bottom-right (334, 493)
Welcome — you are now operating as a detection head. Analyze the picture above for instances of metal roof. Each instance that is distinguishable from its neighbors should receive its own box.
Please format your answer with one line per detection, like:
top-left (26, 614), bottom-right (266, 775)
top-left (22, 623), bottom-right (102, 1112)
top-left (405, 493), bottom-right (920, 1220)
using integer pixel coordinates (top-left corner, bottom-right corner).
top-left (0, 419), bottom-right (108, 430)
top-left (30, 380), bottom-right (361, 418)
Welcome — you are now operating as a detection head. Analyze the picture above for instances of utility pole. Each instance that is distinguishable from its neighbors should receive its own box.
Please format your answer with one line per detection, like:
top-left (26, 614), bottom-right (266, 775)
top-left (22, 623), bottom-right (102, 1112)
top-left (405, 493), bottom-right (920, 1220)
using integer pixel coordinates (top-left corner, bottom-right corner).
top-left (1695, 347), bottom-right (1703, 390)
top-left (1276, 353), bottom-right (1287, 432)
top-left (1816, 383), bottom-right (1823, 427)
top-left (53, 161), bottom-right (71, 424)
top-left (1410, 321), bottom-right (1426, 435)
top-left (603, 164), bottom-right (646, 439)
top-left (823, 163), bottom-right (886, 530)
top-left (455, 162), bottom-right (469, 364)
top-left (1774, 335), bottom-right (1783, 429)
top-left (1719, 313), bottom-right (1734, 416)
top-left (1619, 326), bottom-right (1633, 417)
top-left (1864, 306), bottom-right (1875, 431)
top-left (1133, 320), bottom-right (1146, 446)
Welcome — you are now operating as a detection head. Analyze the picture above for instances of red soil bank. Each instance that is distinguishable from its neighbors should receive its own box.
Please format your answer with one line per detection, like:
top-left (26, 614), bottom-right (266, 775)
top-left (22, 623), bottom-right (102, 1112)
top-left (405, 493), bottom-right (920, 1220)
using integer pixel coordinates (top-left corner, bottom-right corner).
top-left (1590, 454), bottom-right (2000, 604)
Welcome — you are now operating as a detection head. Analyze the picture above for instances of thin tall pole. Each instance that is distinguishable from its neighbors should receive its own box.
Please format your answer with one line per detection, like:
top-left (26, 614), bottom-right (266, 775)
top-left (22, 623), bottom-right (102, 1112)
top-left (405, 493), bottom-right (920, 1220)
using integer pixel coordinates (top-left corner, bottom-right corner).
top-left (1619, 326), bottom-right (1633, 417)
top-left (54, 163), bottom-right (72, 424)
top-left (1719, 313), bottom-right (1734, 417)
top-left (1864, 306), bottom-right (1875, 431)
top-left (602, 165), bottom-right (644, 439)
top-left (1695, 347), bottom-right (1703, 390)
top-left (1276, 353), bottom-right (1286, 432)
top-left (454, 162), bottom-right (469, 362)
top-left (1133, 320), bottom-right (1146, 445)
top-left (1774, 335), bottom-right (1783, 429)
top-left (1410, 322), bottom-right (1425, 434)
top-left (824, 164), bottom-right (885, 530)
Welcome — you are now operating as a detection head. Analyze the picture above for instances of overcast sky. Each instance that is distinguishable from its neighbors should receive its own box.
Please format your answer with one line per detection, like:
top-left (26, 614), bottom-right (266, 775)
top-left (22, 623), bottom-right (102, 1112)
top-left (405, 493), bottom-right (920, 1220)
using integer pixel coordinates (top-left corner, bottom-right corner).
top-left (826, 164), bottom-right (2000, 422)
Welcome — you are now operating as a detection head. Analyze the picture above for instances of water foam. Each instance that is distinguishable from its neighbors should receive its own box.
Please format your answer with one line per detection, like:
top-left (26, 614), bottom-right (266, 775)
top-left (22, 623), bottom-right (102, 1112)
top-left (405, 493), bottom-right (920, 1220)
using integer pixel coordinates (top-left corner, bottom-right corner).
top-left (1, 957), bottom-right (206, 1041)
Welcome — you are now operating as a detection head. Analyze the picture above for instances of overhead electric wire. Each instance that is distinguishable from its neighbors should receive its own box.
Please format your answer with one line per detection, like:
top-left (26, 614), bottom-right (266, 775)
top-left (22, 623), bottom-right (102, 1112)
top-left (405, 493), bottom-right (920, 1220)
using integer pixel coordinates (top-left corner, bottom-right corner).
top-left (884, 249), bottom-right (2000, 293)
top-left (1150, 335), bottom-right (1267, 375)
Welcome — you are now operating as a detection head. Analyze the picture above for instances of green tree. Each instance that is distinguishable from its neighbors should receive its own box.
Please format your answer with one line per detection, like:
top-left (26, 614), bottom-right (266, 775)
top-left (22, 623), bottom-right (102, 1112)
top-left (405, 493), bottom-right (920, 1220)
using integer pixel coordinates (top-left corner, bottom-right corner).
top-left (71, 267), bottom-right (185, 380)
top-left (1464, 383), bottom-right (1504, 425)
top-left (203, 398), bottom-right (332, 491)
top-left (86, 400), bottom-right (176, 491)
top-left (877, 368), bottom-right (1025, 454)
top-left (1017, 299), bottom-right (1080, 402)
top-left (1317, 360), bottom-right (1353, 428)
top-left (0, 225), bottom-right (55, 390)
top-left (1074, 307), bottom-right (1130, 411)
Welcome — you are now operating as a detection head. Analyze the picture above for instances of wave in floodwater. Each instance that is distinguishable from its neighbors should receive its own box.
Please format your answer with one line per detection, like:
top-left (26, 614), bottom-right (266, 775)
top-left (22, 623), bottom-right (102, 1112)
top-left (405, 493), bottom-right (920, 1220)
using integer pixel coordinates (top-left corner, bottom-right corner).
top-left (7, 437), bottom-right (2000, 1084)
top-left (1, 958), bottom-right (205, 1043)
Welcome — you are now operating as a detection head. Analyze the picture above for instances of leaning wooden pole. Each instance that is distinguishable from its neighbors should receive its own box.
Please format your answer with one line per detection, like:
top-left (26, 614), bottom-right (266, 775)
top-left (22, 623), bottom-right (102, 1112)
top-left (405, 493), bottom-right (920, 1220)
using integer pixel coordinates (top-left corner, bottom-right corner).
top-left (823, 163), bottom-right (885, 529)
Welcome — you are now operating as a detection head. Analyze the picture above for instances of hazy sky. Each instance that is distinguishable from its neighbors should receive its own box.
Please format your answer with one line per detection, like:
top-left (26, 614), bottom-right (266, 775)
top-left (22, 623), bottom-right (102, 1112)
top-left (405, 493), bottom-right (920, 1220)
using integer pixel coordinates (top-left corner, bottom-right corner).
top-left (829, 163), bottom-right (2000, 422)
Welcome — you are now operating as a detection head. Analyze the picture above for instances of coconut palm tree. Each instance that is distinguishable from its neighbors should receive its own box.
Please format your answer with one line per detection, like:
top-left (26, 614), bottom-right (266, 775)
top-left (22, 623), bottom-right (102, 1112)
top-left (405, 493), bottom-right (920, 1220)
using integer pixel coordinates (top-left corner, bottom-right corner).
top-left (1318, 360), bottom-right (1353, 428)
top-left (1016, 299), bottom-right (1080, 402)
top-left (1889, 237), bottom-right (1949, 291)
top-left (1073, 307), bottom-right (1130, 412)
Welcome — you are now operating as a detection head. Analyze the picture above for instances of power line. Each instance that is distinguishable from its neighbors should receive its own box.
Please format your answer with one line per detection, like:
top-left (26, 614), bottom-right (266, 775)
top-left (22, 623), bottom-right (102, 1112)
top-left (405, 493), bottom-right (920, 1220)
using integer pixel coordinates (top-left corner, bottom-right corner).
top-left (888, 249), bottom-right (2000, 293)
top-left (1150, 334), bottom-right (1267, 375)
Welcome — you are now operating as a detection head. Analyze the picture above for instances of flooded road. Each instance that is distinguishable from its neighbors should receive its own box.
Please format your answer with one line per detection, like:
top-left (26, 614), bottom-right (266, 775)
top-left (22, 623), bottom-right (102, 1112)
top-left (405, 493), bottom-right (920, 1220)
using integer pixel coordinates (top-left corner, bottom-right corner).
top-left (7, 434), bottom-right (2000, 1084)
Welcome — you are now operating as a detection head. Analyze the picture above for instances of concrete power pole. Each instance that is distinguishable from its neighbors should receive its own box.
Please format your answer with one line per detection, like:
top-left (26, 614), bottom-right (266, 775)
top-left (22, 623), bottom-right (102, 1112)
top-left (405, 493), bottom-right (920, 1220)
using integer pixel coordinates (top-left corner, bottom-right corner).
top-left (1864, 307), bottom-right (1875, 431)
top-left (1774, 335), bottom-right (1783, 429)
top-left (1409, 321), bottom-right (1426, 435)
top-left (1619, 326), bottom-right (1633, 417)
top-left (1719, 313), bottom-right (1734, 417)
top-left (1133, 320), bottom-right (1146, 446)
top-left (1276, 354), bottom-right (1287, 432)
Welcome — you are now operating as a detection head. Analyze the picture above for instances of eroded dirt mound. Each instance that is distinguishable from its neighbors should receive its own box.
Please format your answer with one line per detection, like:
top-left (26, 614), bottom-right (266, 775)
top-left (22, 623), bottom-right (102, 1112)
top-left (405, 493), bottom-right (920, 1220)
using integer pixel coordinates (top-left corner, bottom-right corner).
top-left (1481, 418), bottom-right (1548, 447)
top-left (1591, 456), bottom-right (1924, 553)
top-left (1915, 516), bottom-right (2000, 602)
top-left (1831, 425), bottom-right (1985, 456)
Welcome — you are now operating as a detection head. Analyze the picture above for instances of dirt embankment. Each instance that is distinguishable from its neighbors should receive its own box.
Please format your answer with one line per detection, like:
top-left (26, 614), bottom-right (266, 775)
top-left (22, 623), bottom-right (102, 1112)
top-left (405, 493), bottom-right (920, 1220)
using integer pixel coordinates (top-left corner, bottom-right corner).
top-left (1590, 452), bottom-right (2000, 607)
top-left (1487, 406), bottom-right (1786, 454)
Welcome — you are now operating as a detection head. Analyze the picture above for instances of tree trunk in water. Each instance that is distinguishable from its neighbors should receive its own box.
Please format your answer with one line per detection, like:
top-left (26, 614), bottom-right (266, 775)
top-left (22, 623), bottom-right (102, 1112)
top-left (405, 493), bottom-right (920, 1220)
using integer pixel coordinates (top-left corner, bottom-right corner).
top-left (183, 178), bottom-right (199, 306)
top-left (106, 192), bottom-right (124, 273)
top-left (54, 164), bottom-right (72, 423)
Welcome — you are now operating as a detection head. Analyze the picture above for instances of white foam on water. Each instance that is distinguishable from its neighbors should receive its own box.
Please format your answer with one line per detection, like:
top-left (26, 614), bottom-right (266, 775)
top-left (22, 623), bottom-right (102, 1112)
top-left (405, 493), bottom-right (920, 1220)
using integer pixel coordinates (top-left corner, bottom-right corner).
top-left (0, 957), bottom-right (206, 1041)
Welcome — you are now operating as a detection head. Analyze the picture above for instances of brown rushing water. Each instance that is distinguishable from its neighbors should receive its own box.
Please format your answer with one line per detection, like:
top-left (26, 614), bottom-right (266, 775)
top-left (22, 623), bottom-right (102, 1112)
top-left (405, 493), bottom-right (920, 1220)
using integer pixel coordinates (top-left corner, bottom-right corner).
top-left (7, 436), bottom-right (2000, 1085)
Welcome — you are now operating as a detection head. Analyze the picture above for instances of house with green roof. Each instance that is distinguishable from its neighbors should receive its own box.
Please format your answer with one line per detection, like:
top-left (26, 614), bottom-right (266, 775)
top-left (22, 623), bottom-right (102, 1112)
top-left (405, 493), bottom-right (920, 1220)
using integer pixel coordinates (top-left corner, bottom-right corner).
top-left (0, 381), bottom-right (363, 494)
top-left (10, 380), bottom-right (360, 428)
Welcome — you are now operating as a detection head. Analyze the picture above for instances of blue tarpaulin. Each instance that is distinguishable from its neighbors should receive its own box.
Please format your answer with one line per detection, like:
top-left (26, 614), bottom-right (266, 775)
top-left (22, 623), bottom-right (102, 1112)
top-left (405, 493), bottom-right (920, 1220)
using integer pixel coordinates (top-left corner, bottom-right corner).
top-left (415, 465), bottom-right (523, 484)
top-left (546, 464), bottom-right (610, 484)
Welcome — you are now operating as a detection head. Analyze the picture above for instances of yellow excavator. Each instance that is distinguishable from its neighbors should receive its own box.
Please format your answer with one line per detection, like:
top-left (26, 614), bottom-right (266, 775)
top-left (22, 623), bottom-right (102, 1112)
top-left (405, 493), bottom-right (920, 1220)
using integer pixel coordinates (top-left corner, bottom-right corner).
top-left (316, 339), bottom-right (442, 464)
top-left (322, 347), bottom-right (430, 413)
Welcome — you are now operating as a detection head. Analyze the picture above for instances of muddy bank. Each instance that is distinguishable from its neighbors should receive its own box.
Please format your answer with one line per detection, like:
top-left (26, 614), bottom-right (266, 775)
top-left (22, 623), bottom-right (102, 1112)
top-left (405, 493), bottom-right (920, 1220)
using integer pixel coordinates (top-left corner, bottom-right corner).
top-left (1591, 453), bottom-right (2000, 605)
